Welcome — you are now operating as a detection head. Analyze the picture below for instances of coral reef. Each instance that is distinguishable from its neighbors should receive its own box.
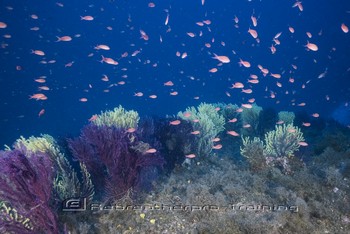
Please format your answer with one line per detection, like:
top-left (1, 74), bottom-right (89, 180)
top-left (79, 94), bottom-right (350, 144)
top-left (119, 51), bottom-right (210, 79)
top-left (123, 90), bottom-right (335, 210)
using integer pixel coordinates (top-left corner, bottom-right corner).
top-left (264, 124), bottom-right (304, 173)
top-left (278, 111), bottom-right (295, 125)
top-left (215, 102), bottom-right (240, 121)
top-left (95, 153), bottom-right (350, 234)
top-left (12, 135), bottom-right (94, 206)
top-left (257, 107), bottom-right (277, 138)
top-left (68, 124), bottom-right (164, 201)
top-left (313, 124), bottom-right (350, 154)
top-left (240, 137), bottom-right (266, 171)
top-left (264, 124), bottom-right (304, 158)
top-left (0, 147), bottom-right (58, 233)
top-left (1, 104), bottom-right (350, 233)
top-left (240, 103), bottom-right (262, 137)
top-left (177, 102), bottom-right (225, 157)
top-left (91, 105), bottom-right (140, 129)
top-left (240, 123), bottom-right (305, 174)
top-left (150, 117), bottom-right (196, 172)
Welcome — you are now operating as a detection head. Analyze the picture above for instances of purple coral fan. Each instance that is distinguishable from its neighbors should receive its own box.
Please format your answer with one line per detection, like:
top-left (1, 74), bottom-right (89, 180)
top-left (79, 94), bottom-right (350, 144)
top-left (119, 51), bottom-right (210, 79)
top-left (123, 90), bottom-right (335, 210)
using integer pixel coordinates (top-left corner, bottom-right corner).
top-left (68, 124), bottom-right (164, 201)
top-left (0, 148), bottom-right (58, 234)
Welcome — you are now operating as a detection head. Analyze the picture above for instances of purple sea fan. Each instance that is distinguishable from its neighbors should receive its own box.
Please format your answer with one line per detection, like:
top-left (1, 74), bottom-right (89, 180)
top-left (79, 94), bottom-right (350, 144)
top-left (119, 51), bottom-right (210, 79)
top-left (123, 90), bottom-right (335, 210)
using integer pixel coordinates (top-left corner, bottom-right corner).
top-left (0, 148), bottom-right (58, 234)
top-left (68, 124), bottom-right (164, 201)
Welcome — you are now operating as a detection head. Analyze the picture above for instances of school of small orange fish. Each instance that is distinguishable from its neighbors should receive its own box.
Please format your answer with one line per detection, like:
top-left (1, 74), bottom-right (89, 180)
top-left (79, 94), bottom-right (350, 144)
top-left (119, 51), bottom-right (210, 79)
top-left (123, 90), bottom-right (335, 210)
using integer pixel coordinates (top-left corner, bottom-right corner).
top-left (0, 1), bottom-right (349, 157)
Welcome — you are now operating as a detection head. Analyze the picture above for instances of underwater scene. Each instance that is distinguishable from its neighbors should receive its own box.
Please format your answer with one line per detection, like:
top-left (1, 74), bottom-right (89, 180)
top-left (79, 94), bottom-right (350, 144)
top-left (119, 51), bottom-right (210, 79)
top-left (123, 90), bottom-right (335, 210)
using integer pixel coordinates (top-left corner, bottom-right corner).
top-left (1, 0), bottom-right (350, 233)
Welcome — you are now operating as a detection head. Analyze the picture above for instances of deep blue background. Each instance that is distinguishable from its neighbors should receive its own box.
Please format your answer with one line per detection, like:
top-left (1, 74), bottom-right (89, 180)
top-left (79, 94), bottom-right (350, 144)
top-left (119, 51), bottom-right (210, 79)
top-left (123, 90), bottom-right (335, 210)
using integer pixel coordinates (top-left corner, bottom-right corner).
top-left (0, 0), bottom-right (349, 146)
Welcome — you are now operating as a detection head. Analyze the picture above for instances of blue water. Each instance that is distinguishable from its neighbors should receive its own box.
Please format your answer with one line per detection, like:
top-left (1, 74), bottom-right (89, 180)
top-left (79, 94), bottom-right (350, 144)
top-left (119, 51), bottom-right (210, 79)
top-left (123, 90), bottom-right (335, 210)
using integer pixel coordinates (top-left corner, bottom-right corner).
top-left (0, 0), bottom-right (349, 146)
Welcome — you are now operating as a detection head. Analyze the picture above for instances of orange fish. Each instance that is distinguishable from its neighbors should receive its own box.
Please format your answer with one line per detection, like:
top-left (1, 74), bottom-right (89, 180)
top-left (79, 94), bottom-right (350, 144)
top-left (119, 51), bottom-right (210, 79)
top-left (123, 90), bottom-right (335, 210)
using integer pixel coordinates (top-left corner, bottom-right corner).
top-left (56, 36), bottom-right (72, 42)
top-left (302, 122), bottom-right (311, 127)
top-left (270, 73), bottom-right (281, 79)
top-left (270, 45), bottom-right (276, 54)
top-left (187, 32), bottom-right (195, 37)
top-left (227, 130), bottom-right (239, 137)
top-left (94, 45), bottom-right (110, 50)
top-left (248, 28), bottom-right (258, 39)
top-left (140, 29), bottom-right (149, 41)
top-left (251, 16), bottom-right (257, 27)
top-left (272, 38), bottom-right (280, 44)
top-left (287, 128), bottom-right (296, 133)
top-left (209, 68), bottom-right (218, 73)
top-left (185, 154), bottom-right (196, 159)
top-left (0, 22), bottom-right (7, 28)
top-left (183, 112), bottom-right (192, 118)
top-left (248, 98), bottom-right (255, 103)
top-left (228, 118), bottom-right (237, 123)
top-left (80, 15), bottom-right (94, 21)
top-left (164, 81), bottom-right (174, 86)
top-left (248, 79), bottom-right (259, 84)
top-left (170, 120), bottom-right (181, 125)
top-left (212, 137), bottom-right (221, 142)
top-left (126, 127), bottom-right (136, 133)
top-left (241, 104), bottom-right (253, 109)
top-left (34, 78), bottom-right (46, 83)
top-left (190, 130), bottom-right (200, 135)
top-left (233, 15), bottom-right (239, 24)
top-left (31, 50), bottom-right (45, 56)
top-left (242, 89), bottom-right (253, 94)
top-left (273, 32), bottom-right (282, 39)
top-left (89, 115), bottom-right (98, 122)
top-left (305, 41), bottom-right (318, 51)
top-left (292, 1), bottom-right (303, 11)
top-left (100, 55), bottom-right (118, 65)
top-left (65, 61), bottom-right (74, 67)
top-left (212, 144), bottom-right (222, 150)
top-left (341, 23), bottom-right (349, 33)
top-left (38, 109), bottom-right (45, 117)
top-left (239, 59), bottom-right (251, 68)
top-left (203, 20), bottom-right (211, 25)
top-left (38, 86), bottom-right (50, 91)
top-left (30, 14), bottom-right (38, 19)
top-left (29, 93), bottom-right (47, 100)
top-left (212, 53), bottom-right (230, 63)
top-left (165, 13), bottom-right (169, 25)
top-left (298, 141), bottom-right (308, 146)
top-left (231, 82), bottom-right (244, 89)
top-left (145, 148), bottom-right (157, 153)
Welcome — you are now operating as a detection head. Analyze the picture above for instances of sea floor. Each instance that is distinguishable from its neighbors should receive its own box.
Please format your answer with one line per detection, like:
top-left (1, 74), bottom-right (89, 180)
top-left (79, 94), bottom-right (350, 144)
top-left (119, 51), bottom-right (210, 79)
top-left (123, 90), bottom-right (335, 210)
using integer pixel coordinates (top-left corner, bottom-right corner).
top-left (62, 146), bottom-right (350, 234)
